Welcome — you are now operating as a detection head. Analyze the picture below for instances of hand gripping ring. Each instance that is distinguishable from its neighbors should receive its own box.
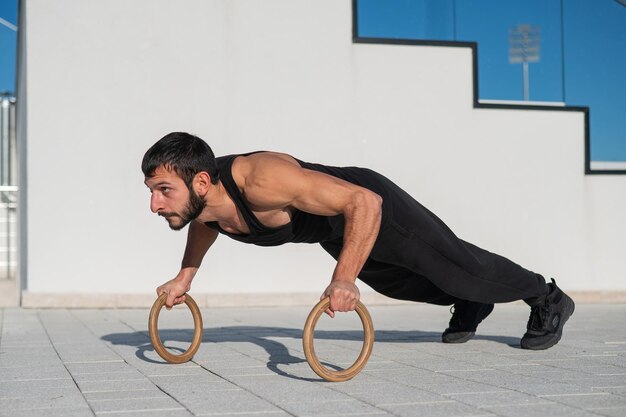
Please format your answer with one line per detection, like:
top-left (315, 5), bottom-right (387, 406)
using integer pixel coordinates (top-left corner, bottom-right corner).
top-left (148, 293), bottom-right (203, 364)
top-left (302, 297), bottom-right (374, 382)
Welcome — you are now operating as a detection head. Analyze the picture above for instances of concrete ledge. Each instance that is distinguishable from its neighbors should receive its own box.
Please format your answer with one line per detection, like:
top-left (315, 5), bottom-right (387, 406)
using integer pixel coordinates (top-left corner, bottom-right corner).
top-left (19, 290), bottom-right (626, 308)
top-left (0, 280), bottom-right (19, 307)
top-left (569, 290), bottom-right (626, 304)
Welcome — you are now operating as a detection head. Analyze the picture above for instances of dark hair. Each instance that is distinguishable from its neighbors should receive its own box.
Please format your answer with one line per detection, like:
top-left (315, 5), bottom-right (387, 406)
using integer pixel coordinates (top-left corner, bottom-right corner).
top-left (142, 132), bottom-right (219, 186)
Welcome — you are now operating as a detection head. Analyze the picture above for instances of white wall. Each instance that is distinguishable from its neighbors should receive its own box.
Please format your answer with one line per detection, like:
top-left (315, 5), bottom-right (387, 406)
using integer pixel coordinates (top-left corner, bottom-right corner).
top-left (21, 0), bottom-right (625, 306)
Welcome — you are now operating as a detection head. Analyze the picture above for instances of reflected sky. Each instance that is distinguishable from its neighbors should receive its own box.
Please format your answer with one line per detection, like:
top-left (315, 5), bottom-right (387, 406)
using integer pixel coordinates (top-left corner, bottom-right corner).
top-left (358, 0), bottom-right (626, 162)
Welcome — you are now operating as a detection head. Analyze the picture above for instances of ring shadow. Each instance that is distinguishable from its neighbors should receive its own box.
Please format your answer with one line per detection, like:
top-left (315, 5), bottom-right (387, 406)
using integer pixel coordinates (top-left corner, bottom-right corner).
top-left (102, 326), bottom-right (520, 381)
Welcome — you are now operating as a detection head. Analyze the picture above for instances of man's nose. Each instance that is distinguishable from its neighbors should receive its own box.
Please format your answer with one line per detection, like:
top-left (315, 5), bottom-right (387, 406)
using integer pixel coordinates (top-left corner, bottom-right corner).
top-left (150, 193), bottom-right (163, 213)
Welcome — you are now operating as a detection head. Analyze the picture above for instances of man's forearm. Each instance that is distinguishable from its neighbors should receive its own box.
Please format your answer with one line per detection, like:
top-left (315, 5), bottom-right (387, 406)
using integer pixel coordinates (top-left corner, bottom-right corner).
top-left (179, 221), bottom-right (219, 283)
top-left (332, 190), bottom-right (382, 283)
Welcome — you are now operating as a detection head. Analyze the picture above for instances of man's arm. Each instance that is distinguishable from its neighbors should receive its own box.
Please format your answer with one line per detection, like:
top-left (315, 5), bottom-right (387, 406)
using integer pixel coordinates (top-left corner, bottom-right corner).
top-left (157, 221), bottom-right (219, 308)
top-left (240, 153), bottom-right (383, 316)
top-left (324, 187), bottom-right (381, 316)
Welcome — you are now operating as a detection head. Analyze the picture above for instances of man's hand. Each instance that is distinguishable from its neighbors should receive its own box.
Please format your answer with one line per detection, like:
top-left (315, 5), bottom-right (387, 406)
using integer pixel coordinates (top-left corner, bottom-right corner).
top-left (321, 281), bottom-right (360, 318)
top-left (156, 276), bottom-right (192, 309)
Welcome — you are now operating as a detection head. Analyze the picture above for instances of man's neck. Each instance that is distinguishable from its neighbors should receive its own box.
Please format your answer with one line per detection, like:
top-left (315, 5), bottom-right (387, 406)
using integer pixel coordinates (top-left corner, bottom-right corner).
top-left (196, 181), bottom-right (238, 223)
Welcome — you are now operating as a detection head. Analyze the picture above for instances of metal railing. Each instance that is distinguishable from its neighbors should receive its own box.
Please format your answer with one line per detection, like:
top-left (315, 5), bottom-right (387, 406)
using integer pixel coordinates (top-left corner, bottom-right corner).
top-left (0, 95), bottom-right (18, 281)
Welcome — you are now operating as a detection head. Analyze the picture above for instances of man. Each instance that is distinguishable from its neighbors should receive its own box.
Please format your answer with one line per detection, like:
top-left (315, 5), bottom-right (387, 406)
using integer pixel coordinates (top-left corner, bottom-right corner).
top-left (143, 132), bottom-right (575, 350)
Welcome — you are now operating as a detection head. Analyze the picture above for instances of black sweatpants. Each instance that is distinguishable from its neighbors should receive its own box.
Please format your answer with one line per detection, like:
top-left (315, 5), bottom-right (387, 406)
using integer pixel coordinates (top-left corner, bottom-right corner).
top-left (320, 176), bottom-right (548, 306)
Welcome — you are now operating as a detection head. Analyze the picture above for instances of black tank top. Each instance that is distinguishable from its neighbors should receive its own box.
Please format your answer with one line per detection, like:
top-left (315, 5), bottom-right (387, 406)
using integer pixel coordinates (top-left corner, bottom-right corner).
top-left (204, 153), bottom-right (392, 247)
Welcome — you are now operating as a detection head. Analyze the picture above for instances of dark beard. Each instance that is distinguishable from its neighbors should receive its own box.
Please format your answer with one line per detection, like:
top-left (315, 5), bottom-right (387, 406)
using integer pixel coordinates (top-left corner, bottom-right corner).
top-left (164, 188), bottom-right (206, 231)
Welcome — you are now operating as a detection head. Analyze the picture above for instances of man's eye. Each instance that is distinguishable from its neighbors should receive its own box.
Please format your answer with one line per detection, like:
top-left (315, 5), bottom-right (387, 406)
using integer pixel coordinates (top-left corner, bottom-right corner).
top-left (161, 187), bottom-right (170, 193)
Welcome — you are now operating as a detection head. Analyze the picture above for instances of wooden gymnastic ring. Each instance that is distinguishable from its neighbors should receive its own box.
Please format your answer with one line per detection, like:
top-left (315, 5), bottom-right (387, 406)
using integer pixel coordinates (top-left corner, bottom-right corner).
top-left (302, 297), bottom-right (374, 382)
top-left (148, 293), bottom-right (203, 364)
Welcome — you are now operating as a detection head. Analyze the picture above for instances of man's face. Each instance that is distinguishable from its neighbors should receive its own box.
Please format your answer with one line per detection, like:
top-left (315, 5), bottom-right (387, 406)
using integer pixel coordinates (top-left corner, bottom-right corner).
top-left (144, 166), bottom-right (207, 231)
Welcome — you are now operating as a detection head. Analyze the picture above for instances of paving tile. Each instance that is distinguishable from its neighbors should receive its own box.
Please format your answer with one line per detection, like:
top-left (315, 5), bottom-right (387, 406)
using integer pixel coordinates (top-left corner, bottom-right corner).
top-left (592, 386), bottom-right (626, 397)
top-left (76, 378), bottom-right (158, 394)
top-left (195, 413), bottom-right (292, 417)
top-left (93, 410), bottom-right (192, 417)
top-left (144, 367), bottom-right (214, 378)
top-left (278, 398), bottom-right (386, 416)
top-left (0, 355), bottom-right (64, 368)
top-left (88, 396), bottom-right (184, 414)
top-left (233, 376), bottom-right (351, 403)
top-left (590, 407), bottom-right (626, 417)
top-left (542, 392), bottom-right (626, 409)
top-left (364, 367), bottom-right (461, 386)
top-left (482, 402), bottom-right (603, 417)
top-left (422, 381), bottom-right (506, 395)
top-left (445, 390), bottom-right (551, 407)
top-left (0, 393), bottom-right (88, 410)
top-left (148, 372), bottom-right (238, 392)
top-left (570, 375), bottom-right (626, 391)
top-left (51, 345), bottom-right (123, 363)
top-left (83, 388), bottom-right (169, 401)
top-left (72, 370), bottom-right (147, 383)
top-left (0, 378), bottom-right (77, 396)
top-left (509, 381), bottom-right (596, 396)
top-left (176, 389), bottom-right (284, 415)
top-left (339, 383), bottom-right (446, 406)
top-left (0, 365), bottom-right (70, 381)
top-left (380, 399), bottom-right (494, 417)
top-left (0, 406), bottom-right (94, 417)
top-left (327, 379), bottom-right (393, 394)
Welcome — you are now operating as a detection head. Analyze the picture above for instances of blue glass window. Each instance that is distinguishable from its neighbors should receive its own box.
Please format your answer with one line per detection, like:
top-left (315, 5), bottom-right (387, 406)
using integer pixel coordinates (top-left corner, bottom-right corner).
top-left (356, 0), bottom-right (626, 168)
top-left (0, 0), bottom-right (18, 95)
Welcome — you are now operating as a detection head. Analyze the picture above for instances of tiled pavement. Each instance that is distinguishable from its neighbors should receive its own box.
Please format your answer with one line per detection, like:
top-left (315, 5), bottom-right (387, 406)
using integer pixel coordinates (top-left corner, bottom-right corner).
top-left (1, 302), bottom-right (625, 417)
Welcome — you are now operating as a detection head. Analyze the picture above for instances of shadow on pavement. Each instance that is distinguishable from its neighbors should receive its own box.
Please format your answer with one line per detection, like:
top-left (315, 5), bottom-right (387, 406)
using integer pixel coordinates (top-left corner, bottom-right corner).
top-left (102, 326), bottom-right (520, 381)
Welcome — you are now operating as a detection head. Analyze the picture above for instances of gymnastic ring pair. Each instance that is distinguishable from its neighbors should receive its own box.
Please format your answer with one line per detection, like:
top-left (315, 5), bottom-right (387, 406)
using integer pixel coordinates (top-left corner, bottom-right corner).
top-left (148, 294), bottom-right (374, 382)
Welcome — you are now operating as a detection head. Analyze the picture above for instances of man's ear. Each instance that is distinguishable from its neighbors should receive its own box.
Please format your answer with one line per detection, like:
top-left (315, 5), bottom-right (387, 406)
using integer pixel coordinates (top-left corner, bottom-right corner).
top-left (192, 172), bottom-right (212, 195)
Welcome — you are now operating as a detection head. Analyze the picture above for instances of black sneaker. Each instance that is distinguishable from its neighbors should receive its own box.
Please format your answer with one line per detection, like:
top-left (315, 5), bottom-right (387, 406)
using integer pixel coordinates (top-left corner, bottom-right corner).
top-left (521, 278), bottom-right (575, 350)
top-left (442, 300), bottom-right (494, 343)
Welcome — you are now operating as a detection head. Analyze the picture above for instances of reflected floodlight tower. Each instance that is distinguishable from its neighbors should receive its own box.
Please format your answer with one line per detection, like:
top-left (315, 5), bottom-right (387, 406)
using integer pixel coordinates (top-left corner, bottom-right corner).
top-left (509, 24), bottom-right (541, 101)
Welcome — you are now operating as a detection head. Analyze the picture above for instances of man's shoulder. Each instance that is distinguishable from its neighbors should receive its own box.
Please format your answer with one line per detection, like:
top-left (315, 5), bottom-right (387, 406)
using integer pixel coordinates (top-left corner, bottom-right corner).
top-left (216, 151), bottom-right (279, 163)
top-left (232, 151), bottom-right (301, 170)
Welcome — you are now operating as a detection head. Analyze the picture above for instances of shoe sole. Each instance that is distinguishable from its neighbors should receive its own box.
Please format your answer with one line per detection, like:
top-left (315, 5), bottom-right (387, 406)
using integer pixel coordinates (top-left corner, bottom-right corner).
top-left (521, 295), bottom-right (575, 350)
top-left (442, 331), bottom-right (475, 344)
